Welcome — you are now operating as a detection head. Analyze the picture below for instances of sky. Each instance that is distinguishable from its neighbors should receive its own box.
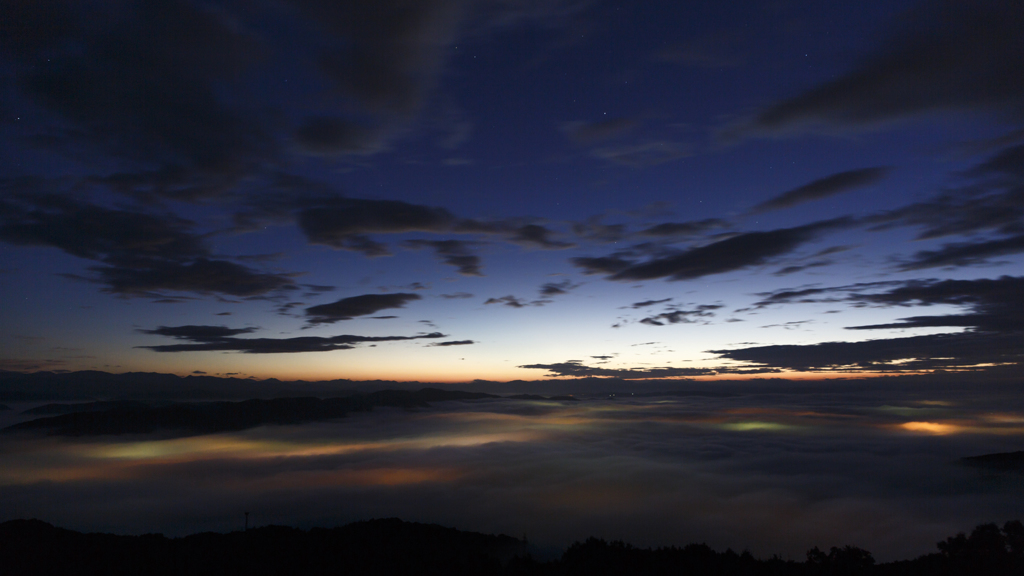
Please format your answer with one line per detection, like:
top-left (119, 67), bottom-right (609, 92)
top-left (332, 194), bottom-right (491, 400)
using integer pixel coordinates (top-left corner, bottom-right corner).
top-left (2, 0), bottom-right (1023, 382)
top-left (1, 0), bottom-right (1024, 559)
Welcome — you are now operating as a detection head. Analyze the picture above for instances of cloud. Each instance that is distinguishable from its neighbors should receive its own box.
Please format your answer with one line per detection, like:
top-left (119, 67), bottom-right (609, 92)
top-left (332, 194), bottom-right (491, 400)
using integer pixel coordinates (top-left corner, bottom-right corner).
top-left (748, 282), bottom-right (898, 309)
top-left (484, 295), bottom-right (528, 308)
top-left (586, 218), bottom-right (852, 282)
top-left (509, 224), bottom-right (575, 249)
top-left (4, 0), bottom-right (269, 200)
top-left (295, 0), bottom-right (466, 114)
top-left (847, 275), bottom-right (1024, 333)
top-left (517, 360), bottom-right (777, 379)
top-left (0, 191), bottom-right (203, 262)
top-left (84, 259), bottom-right (296, 298)
top-left (539, 280), bottom-right (578, 297)
top-left (2, 384), bottom-right (1021, 564)
top-left (290, 195), bottom-right (569, 258)
top-left (426, 340), bottom-right (475, 347)
top-left (639, 219), bottom-right (727, 238)
top-left (302, 285), bottom-right (336, 299)
top-left (750, 167), bottom-right (891, 214)
top-left (305, 293), bottom-right (422, 325)
top-left (709, 331), bottom-right (1023, 372)
top-left (483, 294), bottom-right (554, 308)
top-left (971, 140), bottom-right (1024, 180)
top-left (752, 276), bottom-right (1024, 333)
top-left (759, 320), bottom-right (813, 330)
top-left (572, 217), bottom-right (628, 243)
top-left (734, 0), bottom-right (1024, 136)
top-left (518, 360), bottom-right (716, 379)
top-left (285, 0), bottom-right (589, 155)
top-left (2, 0), bottom-right (597, 207)
top-left (402, 239), bottom-right (483, 276)
top-left (866, 143), bottom-right (1024, 241)
top-left (139, 326), bottom-right (259, 340)
top-left (715, 276), bottom-right (1024, 372)
top-left (772, 261), bottom-right (833, 276)
top-left (439, 292), bottom-right (474, 299)
top-left (138, 325), bottom-right (446, 354)
top-left (298, 198), bottom-right (460, 255)
top-left (899, 233), bottom-right (1024, 270)
top-left (639, 305), bottom-right (722, 327)
top-left (630, 298), bottom-right (672, 309)
top-left (571, 255), bottom-right (634, 276)
top-left (0, 191), bottom-right (296, 297)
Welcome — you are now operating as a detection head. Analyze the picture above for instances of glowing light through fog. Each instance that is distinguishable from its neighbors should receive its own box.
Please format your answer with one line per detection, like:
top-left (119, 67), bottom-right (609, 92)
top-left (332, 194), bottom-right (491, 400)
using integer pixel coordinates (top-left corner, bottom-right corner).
top-left (2, 391), bottom-right (1023, 560)
top-left (899, 421), bottom-right (961, 435)
top-left (720, 421), bottom-right (801, 432)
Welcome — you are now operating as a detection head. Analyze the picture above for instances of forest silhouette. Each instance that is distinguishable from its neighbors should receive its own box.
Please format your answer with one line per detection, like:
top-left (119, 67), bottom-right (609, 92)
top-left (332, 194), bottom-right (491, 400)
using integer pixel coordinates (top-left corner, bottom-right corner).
top-left (2, 517), bottom-right (1021, 575)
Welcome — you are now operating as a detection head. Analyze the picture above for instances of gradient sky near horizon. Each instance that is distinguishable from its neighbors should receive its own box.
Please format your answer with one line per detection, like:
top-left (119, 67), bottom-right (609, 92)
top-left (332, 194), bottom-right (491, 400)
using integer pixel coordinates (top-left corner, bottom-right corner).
top-left (2, 0), bottom-right (1022, 383)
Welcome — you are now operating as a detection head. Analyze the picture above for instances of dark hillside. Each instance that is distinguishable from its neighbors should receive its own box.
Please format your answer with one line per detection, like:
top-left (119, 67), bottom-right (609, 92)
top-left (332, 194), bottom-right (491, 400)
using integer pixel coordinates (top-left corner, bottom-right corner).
top-left (2, 518), bottom-right (1021, 576)
top-left (2, 389), bottom-right (499, 437)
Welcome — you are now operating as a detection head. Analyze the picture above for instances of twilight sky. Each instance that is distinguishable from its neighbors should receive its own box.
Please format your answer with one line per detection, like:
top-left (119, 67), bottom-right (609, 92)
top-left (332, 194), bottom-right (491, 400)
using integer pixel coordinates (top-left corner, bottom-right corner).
top-left (2, 0), bottom-right (1023, 382)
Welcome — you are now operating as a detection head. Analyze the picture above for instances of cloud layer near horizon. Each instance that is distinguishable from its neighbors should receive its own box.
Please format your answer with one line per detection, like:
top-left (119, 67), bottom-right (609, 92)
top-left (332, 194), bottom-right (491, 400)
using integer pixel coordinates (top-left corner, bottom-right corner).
top-left (2, 386), bottom-right (1022, 561)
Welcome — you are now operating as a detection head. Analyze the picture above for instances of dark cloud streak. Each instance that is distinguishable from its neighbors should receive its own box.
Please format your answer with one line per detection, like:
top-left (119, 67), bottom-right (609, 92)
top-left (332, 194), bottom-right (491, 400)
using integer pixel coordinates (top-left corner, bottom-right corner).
top-left (899, 233), bottom-right (1024, 270)
top-left (594, 218), bottom-right (852, 282)
top-left (539, 280), bottom-right (578, 297)
top-left (0, 191), bottom-right (295, 297)
top-left (710, 332), bottom-right (1023, 372)
top-left (737, 0), bottom-right (1024, 135)
top-left (750, 167), bottom-right (890, 214)
top-left (640, 305), bottom-right (722, 327)
top-left (305, 293), bottom-right (422, 325)
top-left (518, 359), bottom-right (779, 379)
top-left (138, 324), bottom-right (446, 354)
top-left (717, 276), bottom-right (1024, 372)
top-left (403, 239), bottom-right (483, 276)
top-left (426, 340), bottom-right (475, 347)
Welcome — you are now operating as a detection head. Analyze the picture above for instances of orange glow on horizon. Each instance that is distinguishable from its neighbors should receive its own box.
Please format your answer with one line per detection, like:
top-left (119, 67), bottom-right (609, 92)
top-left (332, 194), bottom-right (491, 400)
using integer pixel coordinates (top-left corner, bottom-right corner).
top-left (139, 367), bottom-right (936, 385)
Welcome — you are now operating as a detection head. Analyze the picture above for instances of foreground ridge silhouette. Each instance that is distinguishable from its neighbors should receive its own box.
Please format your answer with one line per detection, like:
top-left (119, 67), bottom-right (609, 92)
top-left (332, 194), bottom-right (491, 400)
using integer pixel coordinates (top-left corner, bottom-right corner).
top-left (1, 517), bottom-right (1021, 576)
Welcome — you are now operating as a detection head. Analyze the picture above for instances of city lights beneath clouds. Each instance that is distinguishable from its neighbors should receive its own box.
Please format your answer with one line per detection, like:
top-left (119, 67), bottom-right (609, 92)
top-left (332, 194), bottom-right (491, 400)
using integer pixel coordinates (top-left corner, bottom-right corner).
top-left (2, 390), bottom-right (1023, 560)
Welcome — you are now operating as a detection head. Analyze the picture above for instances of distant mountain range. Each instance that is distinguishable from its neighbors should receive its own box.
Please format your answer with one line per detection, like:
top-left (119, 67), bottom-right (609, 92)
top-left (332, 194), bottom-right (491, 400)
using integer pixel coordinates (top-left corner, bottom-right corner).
top-left (962, 451), bottom-right (1024, 473)
top-left (0, 369), bottom-right (396, 401)
top-left (3, 388), bottom-right (578, 437)
top-left (0, 369), bottom-right (801, 401)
